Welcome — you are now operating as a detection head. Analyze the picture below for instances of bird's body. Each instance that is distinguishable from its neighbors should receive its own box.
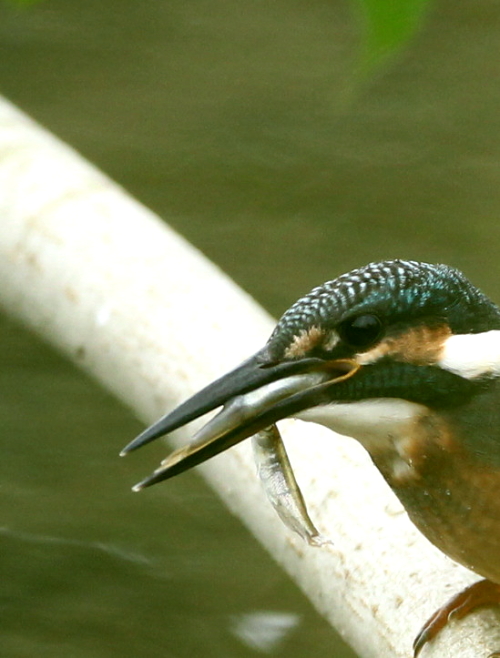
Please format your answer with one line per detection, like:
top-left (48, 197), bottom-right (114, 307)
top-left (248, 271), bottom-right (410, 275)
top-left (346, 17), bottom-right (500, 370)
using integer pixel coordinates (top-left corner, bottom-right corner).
top-left (302, 389), bottom-right (500, 580)
top-left (121, 260), bottom-right (500, 655)
top-left (393, 386), bottom-right (500, 586)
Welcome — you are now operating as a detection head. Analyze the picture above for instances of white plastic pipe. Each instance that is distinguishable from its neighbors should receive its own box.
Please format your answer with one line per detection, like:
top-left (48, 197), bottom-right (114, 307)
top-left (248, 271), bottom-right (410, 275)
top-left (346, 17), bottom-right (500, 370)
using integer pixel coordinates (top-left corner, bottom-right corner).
top-left (0, 95), bottom-right (497, 657)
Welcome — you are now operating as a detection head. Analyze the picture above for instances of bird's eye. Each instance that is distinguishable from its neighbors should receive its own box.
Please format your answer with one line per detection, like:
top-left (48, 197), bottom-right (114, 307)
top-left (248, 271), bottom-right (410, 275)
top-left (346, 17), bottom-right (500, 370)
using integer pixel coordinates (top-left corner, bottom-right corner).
top-left (339, 313), bottom-right (383, 349)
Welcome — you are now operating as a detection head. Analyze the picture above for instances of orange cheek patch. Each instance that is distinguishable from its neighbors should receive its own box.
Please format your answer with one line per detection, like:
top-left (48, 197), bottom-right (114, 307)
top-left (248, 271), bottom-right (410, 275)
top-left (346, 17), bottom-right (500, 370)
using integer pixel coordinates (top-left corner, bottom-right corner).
top-left (358, 324), bottom-right (452, 366)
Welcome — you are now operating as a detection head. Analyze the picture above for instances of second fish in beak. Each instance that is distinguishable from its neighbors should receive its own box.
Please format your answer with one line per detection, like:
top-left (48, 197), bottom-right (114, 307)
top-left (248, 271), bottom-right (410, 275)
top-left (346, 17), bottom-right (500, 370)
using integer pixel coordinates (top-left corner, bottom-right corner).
top-left (121, 349), bottom-right (359, 491)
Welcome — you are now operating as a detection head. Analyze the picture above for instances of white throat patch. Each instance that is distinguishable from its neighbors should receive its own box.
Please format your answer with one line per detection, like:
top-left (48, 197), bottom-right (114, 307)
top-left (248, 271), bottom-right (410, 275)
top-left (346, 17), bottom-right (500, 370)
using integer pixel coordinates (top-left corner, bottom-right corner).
top-left (296, 398), bottom-right (424, 452)
top-left (296, 398), bottom-right (427, 485)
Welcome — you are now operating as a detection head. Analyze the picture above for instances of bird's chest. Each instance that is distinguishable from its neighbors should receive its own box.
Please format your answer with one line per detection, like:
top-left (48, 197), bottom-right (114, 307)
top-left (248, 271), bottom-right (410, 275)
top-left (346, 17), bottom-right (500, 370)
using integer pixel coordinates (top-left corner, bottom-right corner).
top-left (302, 394), bottom-right (500, 581)
top-left (373, 414), bottom-right (500, 583)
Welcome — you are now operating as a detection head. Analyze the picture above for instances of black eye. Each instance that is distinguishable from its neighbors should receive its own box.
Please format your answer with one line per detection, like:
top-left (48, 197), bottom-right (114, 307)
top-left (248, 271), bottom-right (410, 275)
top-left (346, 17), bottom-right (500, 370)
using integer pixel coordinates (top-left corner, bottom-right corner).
top-left (339, 313), bottom-right (383, 349)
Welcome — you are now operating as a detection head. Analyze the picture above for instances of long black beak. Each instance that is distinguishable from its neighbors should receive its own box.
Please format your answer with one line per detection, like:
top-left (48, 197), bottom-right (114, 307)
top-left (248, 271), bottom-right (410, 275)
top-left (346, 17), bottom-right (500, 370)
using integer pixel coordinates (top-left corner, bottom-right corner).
top-left (121, 349), bottom-right (359, 490)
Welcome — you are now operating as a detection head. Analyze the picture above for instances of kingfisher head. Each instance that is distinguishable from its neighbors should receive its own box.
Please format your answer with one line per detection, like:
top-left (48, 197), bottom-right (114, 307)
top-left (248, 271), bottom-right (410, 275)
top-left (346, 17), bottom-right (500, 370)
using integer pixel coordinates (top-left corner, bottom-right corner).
top-left (121, 260), bottom-right (500, 489)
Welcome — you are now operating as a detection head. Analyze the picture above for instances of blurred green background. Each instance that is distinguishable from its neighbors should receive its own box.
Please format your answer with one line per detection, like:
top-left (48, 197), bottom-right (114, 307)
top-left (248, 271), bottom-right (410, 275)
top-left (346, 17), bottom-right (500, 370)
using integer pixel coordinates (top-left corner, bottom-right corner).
top-left (1, 0), bottom-right (500, 656)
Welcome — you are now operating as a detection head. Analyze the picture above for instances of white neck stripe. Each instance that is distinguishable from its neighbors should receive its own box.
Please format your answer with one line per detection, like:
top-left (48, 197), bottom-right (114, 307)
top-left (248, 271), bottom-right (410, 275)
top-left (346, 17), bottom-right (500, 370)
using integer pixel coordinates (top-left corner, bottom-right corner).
top-left (439, 330), bottom-right (500, 379)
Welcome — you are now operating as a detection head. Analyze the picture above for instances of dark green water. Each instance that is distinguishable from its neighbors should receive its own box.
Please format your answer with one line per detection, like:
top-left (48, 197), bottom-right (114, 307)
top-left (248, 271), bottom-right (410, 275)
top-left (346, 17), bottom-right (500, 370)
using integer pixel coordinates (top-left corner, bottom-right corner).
top-left (1, 0), bottom-right (500, 656)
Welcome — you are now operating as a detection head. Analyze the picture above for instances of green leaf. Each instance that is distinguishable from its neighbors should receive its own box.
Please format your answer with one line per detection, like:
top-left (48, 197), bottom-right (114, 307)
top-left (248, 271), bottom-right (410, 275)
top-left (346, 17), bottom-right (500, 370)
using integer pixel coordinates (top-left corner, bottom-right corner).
top-left (356, 0), bottom-right (432, 72)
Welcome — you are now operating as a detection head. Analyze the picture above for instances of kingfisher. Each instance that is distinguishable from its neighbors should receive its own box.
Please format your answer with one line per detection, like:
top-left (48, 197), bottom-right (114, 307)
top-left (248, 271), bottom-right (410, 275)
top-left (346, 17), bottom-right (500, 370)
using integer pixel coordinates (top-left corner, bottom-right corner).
top-left (121, 259), bottom-right (500, 656)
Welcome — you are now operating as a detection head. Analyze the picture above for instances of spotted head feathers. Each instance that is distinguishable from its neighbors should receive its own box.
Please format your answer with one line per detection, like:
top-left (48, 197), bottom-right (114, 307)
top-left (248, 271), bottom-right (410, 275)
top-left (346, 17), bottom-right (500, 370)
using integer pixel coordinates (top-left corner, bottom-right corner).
top-left (265, 260), bottom-right (500, 363)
